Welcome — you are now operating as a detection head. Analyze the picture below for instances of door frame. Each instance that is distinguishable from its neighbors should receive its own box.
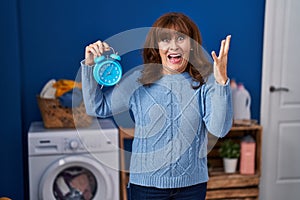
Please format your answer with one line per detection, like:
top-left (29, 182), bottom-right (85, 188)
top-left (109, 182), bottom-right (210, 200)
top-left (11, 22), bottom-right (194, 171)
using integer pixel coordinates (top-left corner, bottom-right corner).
top-left (260, 0), bottom-right (276, 199)
top-left (260, 0), bottom-right (279, 125)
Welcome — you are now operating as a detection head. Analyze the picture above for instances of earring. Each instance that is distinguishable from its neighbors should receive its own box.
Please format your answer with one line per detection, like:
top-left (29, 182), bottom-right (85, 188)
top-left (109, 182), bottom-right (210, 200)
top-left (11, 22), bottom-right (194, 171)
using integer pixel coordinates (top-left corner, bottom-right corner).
top-left (190, 48), bottom-right (194, 51)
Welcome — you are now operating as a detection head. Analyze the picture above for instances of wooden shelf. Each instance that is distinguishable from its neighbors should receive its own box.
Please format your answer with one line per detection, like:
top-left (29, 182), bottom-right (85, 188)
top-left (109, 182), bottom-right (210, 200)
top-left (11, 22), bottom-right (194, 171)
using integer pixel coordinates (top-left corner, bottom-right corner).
top-left (119, 125), bottom-right (262, 200)
top-left (208, 170), bottom-right (260, 189)
top-left (206, 125), bottom-right (262, 200)
top-left (230, 124), bottom-right (262, 131)
top-left (119, 128), bottom-right (134, 200)
top-left (206, 188), bottom-right (259, 200)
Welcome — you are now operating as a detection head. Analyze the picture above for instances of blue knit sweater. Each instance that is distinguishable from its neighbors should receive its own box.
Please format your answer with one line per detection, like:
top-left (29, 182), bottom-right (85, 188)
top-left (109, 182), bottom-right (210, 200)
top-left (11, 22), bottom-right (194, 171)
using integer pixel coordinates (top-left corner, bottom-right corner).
top-left (81, 61), bottom-right (233, 188)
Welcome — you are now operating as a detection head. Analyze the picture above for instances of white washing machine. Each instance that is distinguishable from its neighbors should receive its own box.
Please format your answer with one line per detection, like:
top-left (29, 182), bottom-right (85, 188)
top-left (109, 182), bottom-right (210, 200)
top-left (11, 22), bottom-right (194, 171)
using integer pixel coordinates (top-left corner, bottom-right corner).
top-left (28, 119), bottom-right (120, 200)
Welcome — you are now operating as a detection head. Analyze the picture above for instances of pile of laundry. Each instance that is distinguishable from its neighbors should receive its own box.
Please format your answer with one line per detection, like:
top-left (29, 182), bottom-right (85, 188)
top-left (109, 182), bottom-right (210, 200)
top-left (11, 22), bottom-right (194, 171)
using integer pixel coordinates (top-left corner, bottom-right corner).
top-left (40, 79), bottom-right (83, 107)
top-left (53, 167), bottom-right (97, 200)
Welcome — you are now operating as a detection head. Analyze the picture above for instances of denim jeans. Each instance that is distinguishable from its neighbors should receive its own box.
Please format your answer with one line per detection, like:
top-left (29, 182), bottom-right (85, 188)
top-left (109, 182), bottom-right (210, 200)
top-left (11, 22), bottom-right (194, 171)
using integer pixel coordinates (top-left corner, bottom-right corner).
top-left (127, 182), bottom-right (207, 200)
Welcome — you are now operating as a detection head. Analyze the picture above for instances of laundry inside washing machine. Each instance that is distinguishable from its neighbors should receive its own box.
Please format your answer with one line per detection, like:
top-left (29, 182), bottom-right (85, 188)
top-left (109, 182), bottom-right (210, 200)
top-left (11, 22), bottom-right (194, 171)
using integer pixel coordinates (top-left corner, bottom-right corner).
top-left (53, 166), bottom-right (97, 200)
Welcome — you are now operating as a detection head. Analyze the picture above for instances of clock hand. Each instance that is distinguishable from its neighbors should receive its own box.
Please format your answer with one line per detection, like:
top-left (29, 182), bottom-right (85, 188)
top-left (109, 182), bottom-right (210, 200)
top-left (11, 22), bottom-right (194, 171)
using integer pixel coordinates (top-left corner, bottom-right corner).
top-left (107, 64), bottom-right (114, 76)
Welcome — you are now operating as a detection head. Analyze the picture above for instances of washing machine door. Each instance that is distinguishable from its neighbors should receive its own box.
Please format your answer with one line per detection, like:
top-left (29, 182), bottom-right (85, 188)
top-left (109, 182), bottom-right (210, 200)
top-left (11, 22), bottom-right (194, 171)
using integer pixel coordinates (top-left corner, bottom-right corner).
top-left (39, 155), bottom-right (114, 200)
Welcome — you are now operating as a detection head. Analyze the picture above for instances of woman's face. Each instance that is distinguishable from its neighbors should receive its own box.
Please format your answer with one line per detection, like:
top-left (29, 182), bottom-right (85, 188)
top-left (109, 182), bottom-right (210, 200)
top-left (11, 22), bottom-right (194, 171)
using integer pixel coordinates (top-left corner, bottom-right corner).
top-left (158, 31), bottom-right (191, 74)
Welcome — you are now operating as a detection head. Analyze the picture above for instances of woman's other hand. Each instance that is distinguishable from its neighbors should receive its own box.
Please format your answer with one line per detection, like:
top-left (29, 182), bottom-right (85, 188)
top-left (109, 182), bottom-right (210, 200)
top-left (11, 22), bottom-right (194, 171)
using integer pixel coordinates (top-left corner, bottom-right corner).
top-left (85, 40), bottom-right (110, 66)
top-left (211, 35), bottom-right (231, 85)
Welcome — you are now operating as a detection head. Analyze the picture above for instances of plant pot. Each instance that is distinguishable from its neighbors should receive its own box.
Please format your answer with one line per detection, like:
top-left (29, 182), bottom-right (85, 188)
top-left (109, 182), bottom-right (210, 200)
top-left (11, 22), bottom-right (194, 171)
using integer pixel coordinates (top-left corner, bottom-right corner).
top-left (223, 158), bottom-right (238, 173)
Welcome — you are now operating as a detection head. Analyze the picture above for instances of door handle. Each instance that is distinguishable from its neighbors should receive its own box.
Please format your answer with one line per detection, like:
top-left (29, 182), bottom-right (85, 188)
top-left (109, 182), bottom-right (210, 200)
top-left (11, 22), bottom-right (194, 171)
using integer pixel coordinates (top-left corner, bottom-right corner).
top-left (269, 86), bottom-right (289, 92)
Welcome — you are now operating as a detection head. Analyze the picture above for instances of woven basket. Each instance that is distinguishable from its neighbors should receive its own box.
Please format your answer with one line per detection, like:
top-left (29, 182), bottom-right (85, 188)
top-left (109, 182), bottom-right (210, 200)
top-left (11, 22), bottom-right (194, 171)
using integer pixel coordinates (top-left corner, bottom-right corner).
top-left (37, 96), bottom-right (93, 128)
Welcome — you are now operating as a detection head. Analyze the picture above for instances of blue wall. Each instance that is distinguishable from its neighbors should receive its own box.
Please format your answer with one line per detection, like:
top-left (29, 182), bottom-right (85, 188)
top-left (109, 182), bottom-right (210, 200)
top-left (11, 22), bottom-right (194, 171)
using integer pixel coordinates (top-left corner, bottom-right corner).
top-left (0, 0), bottom-right (265, 199)
top-left (0, 1), bottom-right (23, 200)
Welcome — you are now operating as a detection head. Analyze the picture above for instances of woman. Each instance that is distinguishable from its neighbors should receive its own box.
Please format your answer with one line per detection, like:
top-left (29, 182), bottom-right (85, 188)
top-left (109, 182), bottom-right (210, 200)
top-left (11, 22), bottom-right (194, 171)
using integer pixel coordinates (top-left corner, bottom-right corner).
top-left (81, 12), bottom-right (233, 200)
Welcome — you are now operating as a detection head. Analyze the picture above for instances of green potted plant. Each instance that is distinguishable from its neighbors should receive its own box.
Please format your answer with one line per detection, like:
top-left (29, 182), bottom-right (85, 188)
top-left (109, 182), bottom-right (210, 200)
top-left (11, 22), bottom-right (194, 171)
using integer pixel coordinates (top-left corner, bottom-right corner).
top-left (219, 139), bottom-right (240, 173)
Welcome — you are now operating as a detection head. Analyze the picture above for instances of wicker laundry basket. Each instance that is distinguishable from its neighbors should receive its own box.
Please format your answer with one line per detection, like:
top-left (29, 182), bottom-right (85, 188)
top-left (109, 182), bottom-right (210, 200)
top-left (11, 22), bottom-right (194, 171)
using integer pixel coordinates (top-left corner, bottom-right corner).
top-left (37, 96), bottom-right (93, 128)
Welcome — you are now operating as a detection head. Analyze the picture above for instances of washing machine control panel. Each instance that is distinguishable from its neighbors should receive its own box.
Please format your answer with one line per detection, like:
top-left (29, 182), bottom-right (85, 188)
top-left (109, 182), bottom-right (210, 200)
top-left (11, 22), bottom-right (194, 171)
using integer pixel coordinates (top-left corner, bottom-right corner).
top-left (64, 138), bottom-right (87, 152)
top-left (28, 120), bottom-right (119, 156)
top-left (63, 132), bottom-right (116, 153)
top-left (69, 139), bottom-right (80, 150)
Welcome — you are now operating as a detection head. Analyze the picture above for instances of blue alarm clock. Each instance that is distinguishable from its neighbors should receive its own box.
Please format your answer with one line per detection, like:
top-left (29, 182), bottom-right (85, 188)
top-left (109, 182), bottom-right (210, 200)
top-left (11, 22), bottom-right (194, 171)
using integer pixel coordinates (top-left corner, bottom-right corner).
top-left (93, 47), bottom-right (122, 87)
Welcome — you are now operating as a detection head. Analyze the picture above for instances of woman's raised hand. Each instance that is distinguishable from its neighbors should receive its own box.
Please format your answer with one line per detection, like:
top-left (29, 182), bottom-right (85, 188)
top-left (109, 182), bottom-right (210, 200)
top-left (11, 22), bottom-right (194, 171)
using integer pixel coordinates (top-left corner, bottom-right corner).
top-left (85, 40), bottom-right (111, 66)
top-left (211, 35), bottom-right (231, 85)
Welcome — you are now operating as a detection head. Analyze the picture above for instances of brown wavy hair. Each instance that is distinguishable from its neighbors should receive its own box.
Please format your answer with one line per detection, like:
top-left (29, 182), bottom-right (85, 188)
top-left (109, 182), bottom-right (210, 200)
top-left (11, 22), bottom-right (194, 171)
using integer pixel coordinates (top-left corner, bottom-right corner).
top-left (139, 12), bottom-right (213, 88)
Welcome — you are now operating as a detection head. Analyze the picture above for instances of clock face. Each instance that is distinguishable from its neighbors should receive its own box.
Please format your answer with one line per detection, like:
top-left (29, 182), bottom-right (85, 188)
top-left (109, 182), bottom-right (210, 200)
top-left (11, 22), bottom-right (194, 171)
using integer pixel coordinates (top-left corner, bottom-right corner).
top-left (93, 59), bottom-right (122, 86)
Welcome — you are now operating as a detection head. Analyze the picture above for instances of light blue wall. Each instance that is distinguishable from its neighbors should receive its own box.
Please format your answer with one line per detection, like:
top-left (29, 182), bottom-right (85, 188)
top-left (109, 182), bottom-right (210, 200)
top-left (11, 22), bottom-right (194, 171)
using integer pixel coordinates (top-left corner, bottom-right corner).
top-left (0, 0), bottom-right (265, 199)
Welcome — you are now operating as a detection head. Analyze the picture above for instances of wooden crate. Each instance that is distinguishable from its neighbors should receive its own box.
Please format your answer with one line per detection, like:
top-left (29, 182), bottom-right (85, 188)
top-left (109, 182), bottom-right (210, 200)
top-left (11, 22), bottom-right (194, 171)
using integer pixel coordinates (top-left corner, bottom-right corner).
top-left (206, 125), bottom-right (262, 200)
top-left (118, 125), bottom-right (263, 200)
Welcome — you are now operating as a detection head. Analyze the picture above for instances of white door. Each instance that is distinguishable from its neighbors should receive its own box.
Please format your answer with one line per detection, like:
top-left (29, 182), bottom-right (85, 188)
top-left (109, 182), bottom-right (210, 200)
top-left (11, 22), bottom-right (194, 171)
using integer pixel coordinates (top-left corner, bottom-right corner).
top-left (260, 0), bottom-right (300, 199)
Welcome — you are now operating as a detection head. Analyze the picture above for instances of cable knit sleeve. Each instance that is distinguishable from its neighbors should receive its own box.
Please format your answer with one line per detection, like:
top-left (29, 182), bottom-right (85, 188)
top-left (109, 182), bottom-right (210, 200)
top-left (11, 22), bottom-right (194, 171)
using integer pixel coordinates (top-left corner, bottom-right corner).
top-left (81, 60), bottom-right (113, 118)
top-left (201, 74), bottom-right (233, 138)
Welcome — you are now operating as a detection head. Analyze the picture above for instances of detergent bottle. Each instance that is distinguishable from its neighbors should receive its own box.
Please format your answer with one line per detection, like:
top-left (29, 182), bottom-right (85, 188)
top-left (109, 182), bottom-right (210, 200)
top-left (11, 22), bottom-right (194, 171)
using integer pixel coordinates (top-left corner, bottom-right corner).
top-left (231, 83), bottom-right (251, 121)
top-left (240, 135), bottom-right (256, 174)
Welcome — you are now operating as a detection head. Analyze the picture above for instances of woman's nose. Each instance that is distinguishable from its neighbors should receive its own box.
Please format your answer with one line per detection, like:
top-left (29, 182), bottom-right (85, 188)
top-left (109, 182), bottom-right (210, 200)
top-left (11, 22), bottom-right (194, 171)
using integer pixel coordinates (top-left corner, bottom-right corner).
top-left (169, 39), bottom-right (179, 50)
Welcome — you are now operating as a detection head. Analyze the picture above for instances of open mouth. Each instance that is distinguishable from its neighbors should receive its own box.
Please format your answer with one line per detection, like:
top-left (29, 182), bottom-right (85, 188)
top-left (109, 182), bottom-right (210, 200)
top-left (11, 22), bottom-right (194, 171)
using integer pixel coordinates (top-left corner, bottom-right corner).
top-left (167, 53), bottom-right (182, 64)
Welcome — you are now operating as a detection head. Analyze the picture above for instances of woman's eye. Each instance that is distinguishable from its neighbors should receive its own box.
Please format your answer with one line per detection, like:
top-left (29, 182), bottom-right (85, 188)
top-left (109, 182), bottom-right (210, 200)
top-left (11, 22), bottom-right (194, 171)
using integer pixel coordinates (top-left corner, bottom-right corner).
top-left (162, 38), bottom-right (170, 43)
top-left (177, 36), bottom-right (185, 41)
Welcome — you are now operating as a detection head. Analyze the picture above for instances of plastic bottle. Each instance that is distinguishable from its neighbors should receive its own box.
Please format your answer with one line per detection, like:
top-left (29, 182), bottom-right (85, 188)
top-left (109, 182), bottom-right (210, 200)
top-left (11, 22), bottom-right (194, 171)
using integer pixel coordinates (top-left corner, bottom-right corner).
top-left (231, 83), bottom-right (251, 120)
top-left (240, 135), bottom-right (256, 174)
